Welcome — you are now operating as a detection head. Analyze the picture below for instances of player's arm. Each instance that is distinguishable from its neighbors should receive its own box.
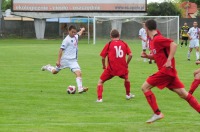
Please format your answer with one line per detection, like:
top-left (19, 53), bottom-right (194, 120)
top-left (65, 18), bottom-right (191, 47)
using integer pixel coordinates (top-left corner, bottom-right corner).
top-left (187, 30), bottom-right (192, 40)
top-left (56, 48), bottom-right (63, 67)
top-left (164, 42), bottom-right (177, 68)
top-left (126, 53), bottom-right (132, 65)
top-left (77, 27), bottom-right (85, 36)
top-left (102, 57), bottom-right (106, 69)
top-left (141, 52), bottom-right (154, 60)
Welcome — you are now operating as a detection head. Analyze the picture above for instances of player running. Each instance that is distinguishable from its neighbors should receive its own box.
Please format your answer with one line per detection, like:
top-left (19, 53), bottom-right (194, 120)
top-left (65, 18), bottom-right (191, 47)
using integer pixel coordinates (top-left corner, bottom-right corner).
top-left (187, 21), bottom-right (200, 61)
top-left (141, 19), bottom-right (200, 123)
top-left (41, 25), bottom-right (88, 93)
top-left (96, 29), bottom-right (134, 102)
top-left (180, 22), bottom-right (189, 47)
top-left (139, 22), bottom-right (148, 62)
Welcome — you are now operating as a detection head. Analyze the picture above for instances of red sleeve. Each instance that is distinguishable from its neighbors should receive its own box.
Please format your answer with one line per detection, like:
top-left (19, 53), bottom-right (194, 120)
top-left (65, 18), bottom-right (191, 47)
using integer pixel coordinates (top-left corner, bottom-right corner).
top-left (100, 44), bottom-right (109, 58)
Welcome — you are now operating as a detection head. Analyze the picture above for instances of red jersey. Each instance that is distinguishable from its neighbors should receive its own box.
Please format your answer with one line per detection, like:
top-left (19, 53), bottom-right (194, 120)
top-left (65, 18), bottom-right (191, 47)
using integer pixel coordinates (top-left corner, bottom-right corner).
top-left (100, 40), bottom-right (131, 76)
top-left (150, 34), bottom-right (177, 77)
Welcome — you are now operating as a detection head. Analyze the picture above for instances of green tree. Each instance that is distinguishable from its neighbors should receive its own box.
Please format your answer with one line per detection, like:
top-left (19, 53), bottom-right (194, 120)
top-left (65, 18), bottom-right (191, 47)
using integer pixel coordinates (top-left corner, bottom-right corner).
top-left (147, 2), bottom-right (182, 16)
top-left (2, 0), bottom-right (11, 11)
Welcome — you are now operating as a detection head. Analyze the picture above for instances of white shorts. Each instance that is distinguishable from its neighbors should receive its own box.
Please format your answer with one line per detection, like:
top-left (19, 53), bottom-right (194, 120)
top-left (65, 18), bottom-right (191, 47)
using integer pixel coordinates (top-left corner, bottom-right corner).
top-left (55, 59), bottom-right (81, 72)
top-left (142, 41), bottom-right (147, 50)
top-left (189, 39), bottom-right (199, 48)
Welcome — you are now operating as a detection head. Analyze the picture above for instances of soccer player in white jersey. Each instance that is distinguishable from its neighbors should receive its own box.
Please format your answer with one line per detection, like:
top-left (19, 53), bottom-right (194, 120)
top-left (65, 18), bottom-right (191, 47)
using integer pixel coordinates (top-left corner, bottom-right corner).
top-left (139, 22), bottom-right (148, 62)
top-left (187, 21), bottom-right (200, 61)
top-left (41, 25), bottom-right (88, 93)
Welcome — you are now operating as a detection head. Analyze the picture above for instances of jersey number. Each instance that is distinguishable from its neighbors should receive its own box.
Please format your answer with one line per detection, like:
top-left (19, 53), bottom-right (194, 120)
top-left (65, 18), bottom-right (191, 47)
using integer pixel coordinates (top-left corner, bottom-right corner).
top-left (114, 46), bottom-right (124, 58)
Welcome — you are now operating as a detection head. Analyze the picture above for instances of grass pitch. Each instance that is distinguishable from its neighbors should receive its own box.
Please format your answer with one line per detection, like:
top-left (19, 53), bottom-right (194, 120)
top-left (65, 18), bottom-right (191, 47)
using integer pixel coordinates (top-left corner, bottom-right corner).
top-left (0, 38), bottom-right (200, 132)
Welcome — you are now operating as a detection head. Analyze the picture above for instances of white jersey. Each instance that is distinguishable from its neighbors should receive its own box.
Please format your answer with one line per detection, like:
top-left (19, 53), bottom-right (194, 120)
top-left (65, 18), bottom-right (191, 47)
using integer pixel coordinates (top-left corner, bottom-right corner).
top-left (188, 27), bottom-right (199, 40)
top-left (139, 28), bottom-right (147, 41)
top-left (60, 34), bottom-right (79, 60)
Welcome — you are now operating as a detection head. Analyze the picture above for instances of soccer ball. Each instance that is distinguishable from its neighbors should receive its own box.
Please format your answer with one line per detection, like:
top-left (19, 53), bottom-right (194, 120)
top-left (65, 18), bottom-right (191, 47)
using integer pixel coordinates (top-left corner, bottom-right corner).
top-left (67, 85), bottom-right (76, 94)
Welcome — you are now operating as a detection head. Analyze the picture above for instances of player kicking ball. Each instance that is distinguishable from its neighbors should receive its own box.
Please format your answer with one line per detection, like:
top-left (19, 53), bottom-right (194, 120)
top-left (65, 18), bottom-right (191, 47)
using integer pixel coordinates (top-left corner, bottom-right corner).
top-left (141, 19), bottom-right (200, 123)
top-left (41, 25), bottom-right (88, 93)
top-left (96, 29), bottom-right (134, 102)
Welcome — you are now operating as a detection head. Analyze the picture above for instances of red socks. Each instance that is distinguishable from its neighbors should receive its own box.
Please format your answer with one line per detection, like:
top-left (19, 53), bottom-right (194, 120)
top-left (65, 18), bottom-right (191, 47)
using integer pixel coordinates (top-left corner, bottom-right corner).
top-left (124, 81), bottom-right (130, 96)
top-left (144, 91), bottom-right (161, 115)
top-left (189, 79), bottom-right (200, 94)
top-left (97, 85), bottom-right (103, 100)
top-left (186, 93), bottom-right (200, 113)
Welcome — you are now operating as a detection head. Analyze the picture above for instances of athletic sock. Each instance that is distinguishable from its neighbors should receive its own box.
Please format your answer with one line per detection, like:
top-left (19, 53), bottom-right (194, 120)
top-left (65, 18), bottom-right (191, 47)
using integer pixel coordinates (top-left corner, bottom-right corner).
top-left (46, 65), bottom-right (55, 72)
top-left (76, 77), bottom-right (83, 91)
top-left (124, 81), bottom-right (130, 96)
top-left (186, 93), bottom-right (200, 112)
top-left (181, 42), bottom-right (183, 46)
top-left (189, 79), bottom-right (200, 94)
top-left (196, 51), bottom-right (199, 60)
top-left (144, 91), bottom-right (161, 115)
top-left (187, 51), bottom-right (191, 59)
top-left (97, 85), bottom-right (103, 100)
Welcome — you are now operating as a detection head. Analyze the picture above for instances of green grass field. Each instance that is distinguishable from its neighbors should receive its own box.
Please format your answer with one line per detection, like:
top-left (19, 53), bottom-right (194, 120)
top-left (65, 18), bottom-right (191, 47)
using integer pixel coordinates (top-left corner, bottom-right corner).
top-left (0, 38), bottom-right (200, 132)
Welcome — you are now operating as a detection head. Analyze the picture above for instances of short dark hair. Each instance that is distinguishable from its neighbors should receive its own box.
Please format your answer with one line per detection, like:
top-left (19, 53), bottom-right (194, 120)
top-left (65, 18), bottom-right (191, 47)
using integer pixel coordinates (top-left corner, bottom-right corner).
top-left (110, 29), bottom-right (119, 38)
top-left (68, 25), bottom-right (76, 31)
top-left (145, 19), bottom-right (157, 31)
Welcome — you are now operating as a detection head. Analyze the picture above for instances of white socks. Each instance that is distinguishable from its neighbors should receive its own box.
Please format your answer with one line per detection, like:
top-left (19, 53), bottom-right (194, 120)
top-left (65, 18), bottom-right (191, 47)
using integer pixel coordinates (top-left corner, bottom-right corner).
top-left (76, 77), bottom-right (83, 90)
top-left (196, 51), bottom-right (199, 60)
top-left (187, 51), bottom-right (191, 59)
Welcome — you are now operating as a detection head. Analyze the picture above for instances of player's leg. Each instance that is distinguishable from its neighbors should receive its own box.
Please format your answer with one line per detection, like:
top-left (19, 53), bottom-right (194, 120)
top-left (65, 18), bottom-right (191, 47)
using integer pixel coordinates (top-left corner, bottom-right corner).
top-left (41, 64), bottom-right (58, 74)
top-left (187, 48), bottom-right (193, 61)
top-left (124, 78), bottom-right (135, 100)
top-left (189, 68), bottom-right (200, 94)
top-left (195, 41), bottom-right (200, 60)
top-left (142, 42), bottom-right (147, 62)
top-left (73, 70), bottom-right (88, 93)
top-left (70, 60), bottom-right (88, 93)
top-left (180, 37), bottom-right (184, 47)
top-left (171, 88), bottom-right (200, 113)
top-left (96, 70), bottom-right (113, 102)
top-left (142, 81), bottom-right (164, 123)
top-left (96, 79), bottom-right (104, 102)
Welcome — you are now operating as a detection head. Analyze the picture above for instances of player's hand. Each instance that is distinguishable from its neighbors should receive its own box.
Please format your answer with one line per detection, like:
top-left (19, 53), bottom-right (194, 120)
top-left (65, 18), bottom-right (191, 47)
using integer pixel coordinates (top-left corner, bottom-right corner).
top-left (102, 66), bottom-right (106, 69)
top-left (164, 60), bottom-right (172, 68)
top-left (56, 61), bottom-right (61, 67)
top-left (189, 37), bottom-right (192, 40)
top-left (141, 52), bottom-right (148, 58)
top-left (80, 27), bottom-right (85, 31)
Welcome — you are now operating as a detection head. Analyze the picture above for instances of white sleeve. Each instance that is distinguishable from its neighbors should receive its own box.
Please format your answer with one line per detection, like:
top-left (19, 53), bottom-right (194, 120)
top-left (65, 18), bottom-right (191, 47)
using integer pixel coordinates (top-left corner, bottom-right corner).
top-left (60, 39), bottom-right (68, 49)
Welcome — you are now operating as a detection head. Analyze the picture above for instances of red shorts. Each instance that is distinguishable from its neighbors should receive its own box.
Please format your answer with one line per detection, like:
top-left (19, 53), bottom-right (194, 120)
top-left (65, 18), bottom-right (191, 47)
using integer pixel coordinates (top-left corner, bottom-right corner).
top-left (100, 69), bottom-right (128, 82)
top-left (147, 71), bottom-right (184, 89)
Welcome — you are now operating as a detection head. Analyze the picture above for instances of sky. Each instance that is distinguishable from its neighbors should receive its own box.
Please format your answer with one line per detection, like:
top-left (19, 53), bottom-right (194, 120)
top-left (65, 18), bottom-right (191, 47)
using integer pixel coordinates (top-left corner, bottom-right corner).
top-left (147, 0), bottom-right (166, 3)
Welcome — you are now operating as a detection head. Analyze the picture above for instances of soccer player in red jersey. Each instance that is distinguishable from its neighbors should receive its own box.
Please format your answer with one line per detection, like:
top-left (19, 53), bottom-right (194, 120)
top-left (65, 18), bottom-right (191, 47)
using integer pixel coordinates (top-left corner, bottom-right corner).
top-left (96, 29), bottom-right (134, 102)
top-left (141, 19), bottom-right (200, 123)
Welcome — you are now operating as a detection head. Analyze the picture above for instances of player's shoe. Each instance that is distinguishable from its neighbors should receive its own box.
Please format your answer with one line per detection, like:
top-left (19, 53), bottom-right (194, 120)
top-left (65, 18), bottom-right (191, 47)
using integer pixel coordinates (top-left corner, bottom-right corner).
top-left (78, 87), bottom-right (88, 93)
top-left (96, 99), bottom-right (103, 103)
top-left (146, 113), bottom-right (164, 123)
top-left (126, 93), bottom-right (135, 100)
top-left (187, 59), bottom-right (190, 61)
top-left (41, 64), bottom-right (50, 71)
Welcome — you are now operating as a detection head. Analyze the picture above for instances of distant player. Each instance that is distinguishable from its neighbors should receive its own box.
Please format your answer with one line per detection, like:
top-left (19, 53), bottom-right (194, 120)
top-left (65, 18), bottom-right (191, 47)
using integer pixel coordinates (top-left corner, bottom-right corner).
top-left (180, 22), bottom-right (189, 47)
top-left (96, 29), bottom-right (134, 102)
top-left (187, 21), bottom-right (200, 61)
top-left (139, 22), bottom-right (148, 62)
top-left (141, 19), bottom-right (200, 123)
top-left (41, 25), bottom-right (88, 93)
top-left (189, 60), bottom-right (200, 94)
